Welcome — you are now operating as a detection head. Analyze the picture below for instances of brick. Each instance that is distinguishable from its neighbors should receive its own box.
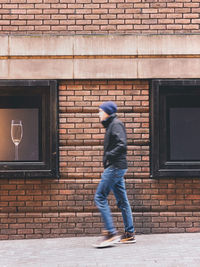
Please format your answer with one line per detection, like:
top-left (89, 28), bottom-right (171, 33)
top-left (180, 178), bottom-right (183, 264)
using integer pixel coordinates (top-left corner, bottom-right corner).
top-left (184, 13), bottom-right (199, 19)
top-left (19, 4), bottom-right (34, 8)
top-left (27, 0), bottom-right (42, 2)
top-left (175, 18), bottom-right (190, 23)
top-left (134, 25), bottom-right (150, 30)
top-left (143, 8), bottom-right (158, 14)
top-left (158, 18), bottom-right (174, 24)
top-left (3, 4), bottom-right (18, 8)
top-left (27, 9), bottom-right (43, 14)
top-left (18, 25), bottom-right (34, 30)
top-left (11, 9), bottom-right (27, 14)
top-left (18, 229), bottom-right (33, 235)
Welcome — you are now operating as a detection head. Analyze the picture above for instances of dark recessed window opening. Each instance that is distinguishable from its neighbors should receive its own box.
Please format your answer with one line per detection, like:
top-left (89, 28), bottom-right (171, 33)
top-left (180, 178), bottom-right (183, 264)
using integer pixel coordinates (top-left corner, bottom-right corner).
top-left (0, 80), bottom-right (59, 178)
top-left (0, 96), bottom-right (41, 162)
top-left (151, 79), bottom-right (200, 178)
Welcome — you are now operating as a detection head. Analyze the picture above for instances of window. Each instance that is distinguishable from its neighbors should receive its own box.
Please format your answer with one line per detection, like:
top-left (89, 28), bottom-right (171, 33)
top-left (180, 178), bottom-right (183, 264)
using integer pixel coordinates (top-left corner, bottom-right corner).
top-left (0, 80), bottom-right (59, 178)
top-left (151, 79), bottom-right (200, 178)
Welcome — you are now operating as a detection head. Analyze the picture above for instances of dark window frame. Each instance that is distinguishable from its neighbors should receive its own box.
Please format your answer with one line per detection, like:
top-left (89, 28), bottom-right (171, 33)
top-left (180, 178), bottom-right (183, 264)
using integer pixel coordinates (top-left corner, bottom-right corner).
top-left (0, 80), bottom-right (59, 178)
top-left (150, 79), bottom-right (200, 178)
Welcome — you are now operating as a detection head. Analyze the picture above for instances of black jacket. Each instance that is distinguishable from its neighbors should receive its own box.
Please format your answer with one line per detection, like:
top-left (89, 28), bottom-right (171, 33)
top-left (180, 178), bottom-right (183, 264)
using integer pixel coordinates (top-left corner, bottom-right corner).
top-left (102, 114), bottom-right (128, 169)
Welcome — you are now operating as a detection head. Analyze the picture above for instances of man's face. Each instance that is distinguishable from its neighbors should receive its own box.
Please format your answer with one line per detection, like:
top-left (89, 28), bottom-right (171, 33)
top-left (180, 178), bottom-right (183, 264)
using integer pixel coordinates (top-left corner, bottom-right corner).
top-left (99, 108), bottom-right (109, 122)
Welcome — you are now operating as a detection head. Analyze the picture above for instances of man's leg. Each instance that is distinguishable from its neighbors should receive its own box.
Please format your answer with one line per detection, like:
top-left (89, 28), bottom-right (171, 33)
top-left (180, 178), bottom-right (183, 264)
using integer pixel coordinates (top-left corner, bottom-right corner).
top-left (93, 168), bottom-right (120, 248)
top-left (94, 167), bottom-right (116, 234)
top-left (112, 168), bottom-right (135, 243)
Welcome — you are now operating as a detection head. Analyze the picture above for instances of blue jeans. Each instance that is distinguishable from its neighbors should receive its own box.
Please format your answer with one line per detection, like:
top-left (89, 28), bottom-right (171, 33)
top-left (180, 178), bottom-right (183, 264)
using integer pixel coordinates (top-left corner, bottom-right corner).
top-left (94, 167), bottom-right (134, 235)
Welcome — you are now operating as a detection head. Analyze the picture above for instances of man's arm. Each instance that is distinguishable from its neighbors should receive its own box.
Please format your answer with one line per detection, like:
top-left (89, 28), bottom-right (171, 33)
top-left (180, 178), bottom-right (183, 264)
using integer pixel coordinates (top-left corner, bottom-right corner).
top-left (106, 123), bottom-right (127, 160)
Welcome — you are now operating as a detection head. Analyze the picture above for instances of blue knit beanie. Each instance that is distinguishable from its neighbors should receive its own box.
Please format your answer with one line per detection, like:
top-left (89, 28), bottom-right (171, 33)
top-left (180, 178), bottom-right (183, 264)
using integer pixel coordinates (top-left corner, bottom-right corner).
top-left (99, 101), bottom-right (117, 115)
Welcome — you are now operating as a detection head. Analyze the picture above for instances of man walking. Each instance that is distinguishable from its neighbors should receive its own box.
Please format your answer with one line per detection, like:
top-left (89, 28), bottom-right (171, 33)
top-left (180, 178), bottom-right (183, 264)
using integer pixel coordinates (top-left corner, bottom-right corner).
top-left (94, 101), bottom-right (135, 248)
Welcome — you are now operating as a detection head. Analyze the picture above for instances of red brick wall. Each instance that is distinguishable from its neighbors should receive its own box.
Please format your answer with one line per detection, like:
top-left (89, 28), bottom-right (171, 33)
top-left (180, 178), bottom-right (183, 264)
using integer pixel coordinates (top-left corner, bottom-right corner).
top-left (0, 0), bottom-right (200, 34)
top-left (1, 79), bottom-right (200, 240)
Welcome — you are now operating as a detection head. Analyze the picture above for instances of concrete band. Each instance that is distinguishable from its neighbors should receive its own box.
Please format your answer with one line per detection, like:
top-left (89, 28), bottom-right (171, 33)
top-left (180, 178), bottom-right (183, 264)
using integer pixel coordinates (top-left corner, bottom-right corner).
top-left (0, 35), bottom-right (200, 79)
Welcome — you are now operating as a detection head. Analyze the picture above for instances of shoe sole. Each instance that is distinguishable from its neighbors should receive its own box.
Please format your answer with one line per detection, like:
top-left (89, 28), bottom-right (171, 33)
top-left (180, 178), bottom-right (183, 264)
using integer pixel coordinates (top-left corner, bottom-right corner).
top-left (118, 239), bottom-right (136, 244)
top-left (93, 236), bottom-right (120, 248)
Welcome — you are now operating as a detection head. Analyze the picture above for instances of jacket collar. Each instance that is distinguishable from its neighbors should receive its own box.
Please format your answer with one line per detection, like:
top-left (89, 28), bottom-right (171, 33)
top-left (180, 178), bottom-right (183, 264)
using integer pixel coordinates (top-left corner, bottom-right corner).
top-left (101, 113), bottom-right (117, 128)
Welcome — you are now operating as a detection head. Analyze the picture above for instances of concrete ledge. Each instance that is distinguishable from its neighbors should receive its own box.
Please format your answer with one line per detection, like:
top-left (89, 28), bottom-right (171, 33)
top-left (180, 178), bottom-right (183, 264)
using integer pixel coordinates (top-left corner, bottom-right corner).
top-left (0, 36), bottom-right (8, 56)
top-left (138, 58), bottom-right (200, 78)
top-left (9, 59), bottom-right (73, 79)
top-left (9, 35), bottom-right (74, 56)
top-left (74, 58), bottom-right (138, 79)
top-left (1, 34), bottom-right (200, 79)
top-left (0, 61), bottom-right (8, 79)
top-left (6, 35), bottom-right (200, 56)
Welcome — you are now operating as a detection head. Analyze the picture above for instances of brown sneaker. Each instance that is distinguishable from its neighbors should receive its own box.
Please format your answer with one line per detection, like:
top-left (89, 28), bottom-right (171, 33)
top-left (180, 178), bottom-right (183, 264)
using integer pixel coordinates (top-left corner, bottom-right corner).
top-left (93, 231), bottom-right (120, 248)
top-left (119, 232), bottom-right (136, 244)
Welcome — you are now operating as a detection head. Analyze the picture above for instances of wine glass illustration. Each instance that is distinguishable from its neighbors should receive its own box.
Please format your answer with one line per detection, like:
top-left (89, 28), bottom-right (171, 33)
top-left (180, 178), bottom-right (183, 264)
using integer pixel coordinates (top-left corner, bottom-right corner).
top-left (11, 120), bottom-right (23, 161)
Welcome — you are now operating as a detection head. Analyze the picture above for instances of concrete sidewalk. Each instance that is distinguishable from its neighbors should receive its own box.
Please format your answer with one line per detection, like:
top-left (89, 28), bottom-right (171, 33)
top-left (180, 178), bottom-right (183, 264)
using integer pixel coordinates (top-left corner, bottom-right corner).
top-left (0, 233), bottom-right (200, 267)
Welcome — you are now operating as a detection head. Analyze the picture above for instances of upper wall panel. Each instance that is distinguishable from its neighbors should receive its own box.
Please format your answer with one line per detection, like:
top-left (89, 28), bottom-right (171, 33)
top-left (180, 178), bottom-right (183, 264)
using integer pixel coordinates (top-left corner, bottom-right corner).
top-left (0, 0), bottom-right (200, 35)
